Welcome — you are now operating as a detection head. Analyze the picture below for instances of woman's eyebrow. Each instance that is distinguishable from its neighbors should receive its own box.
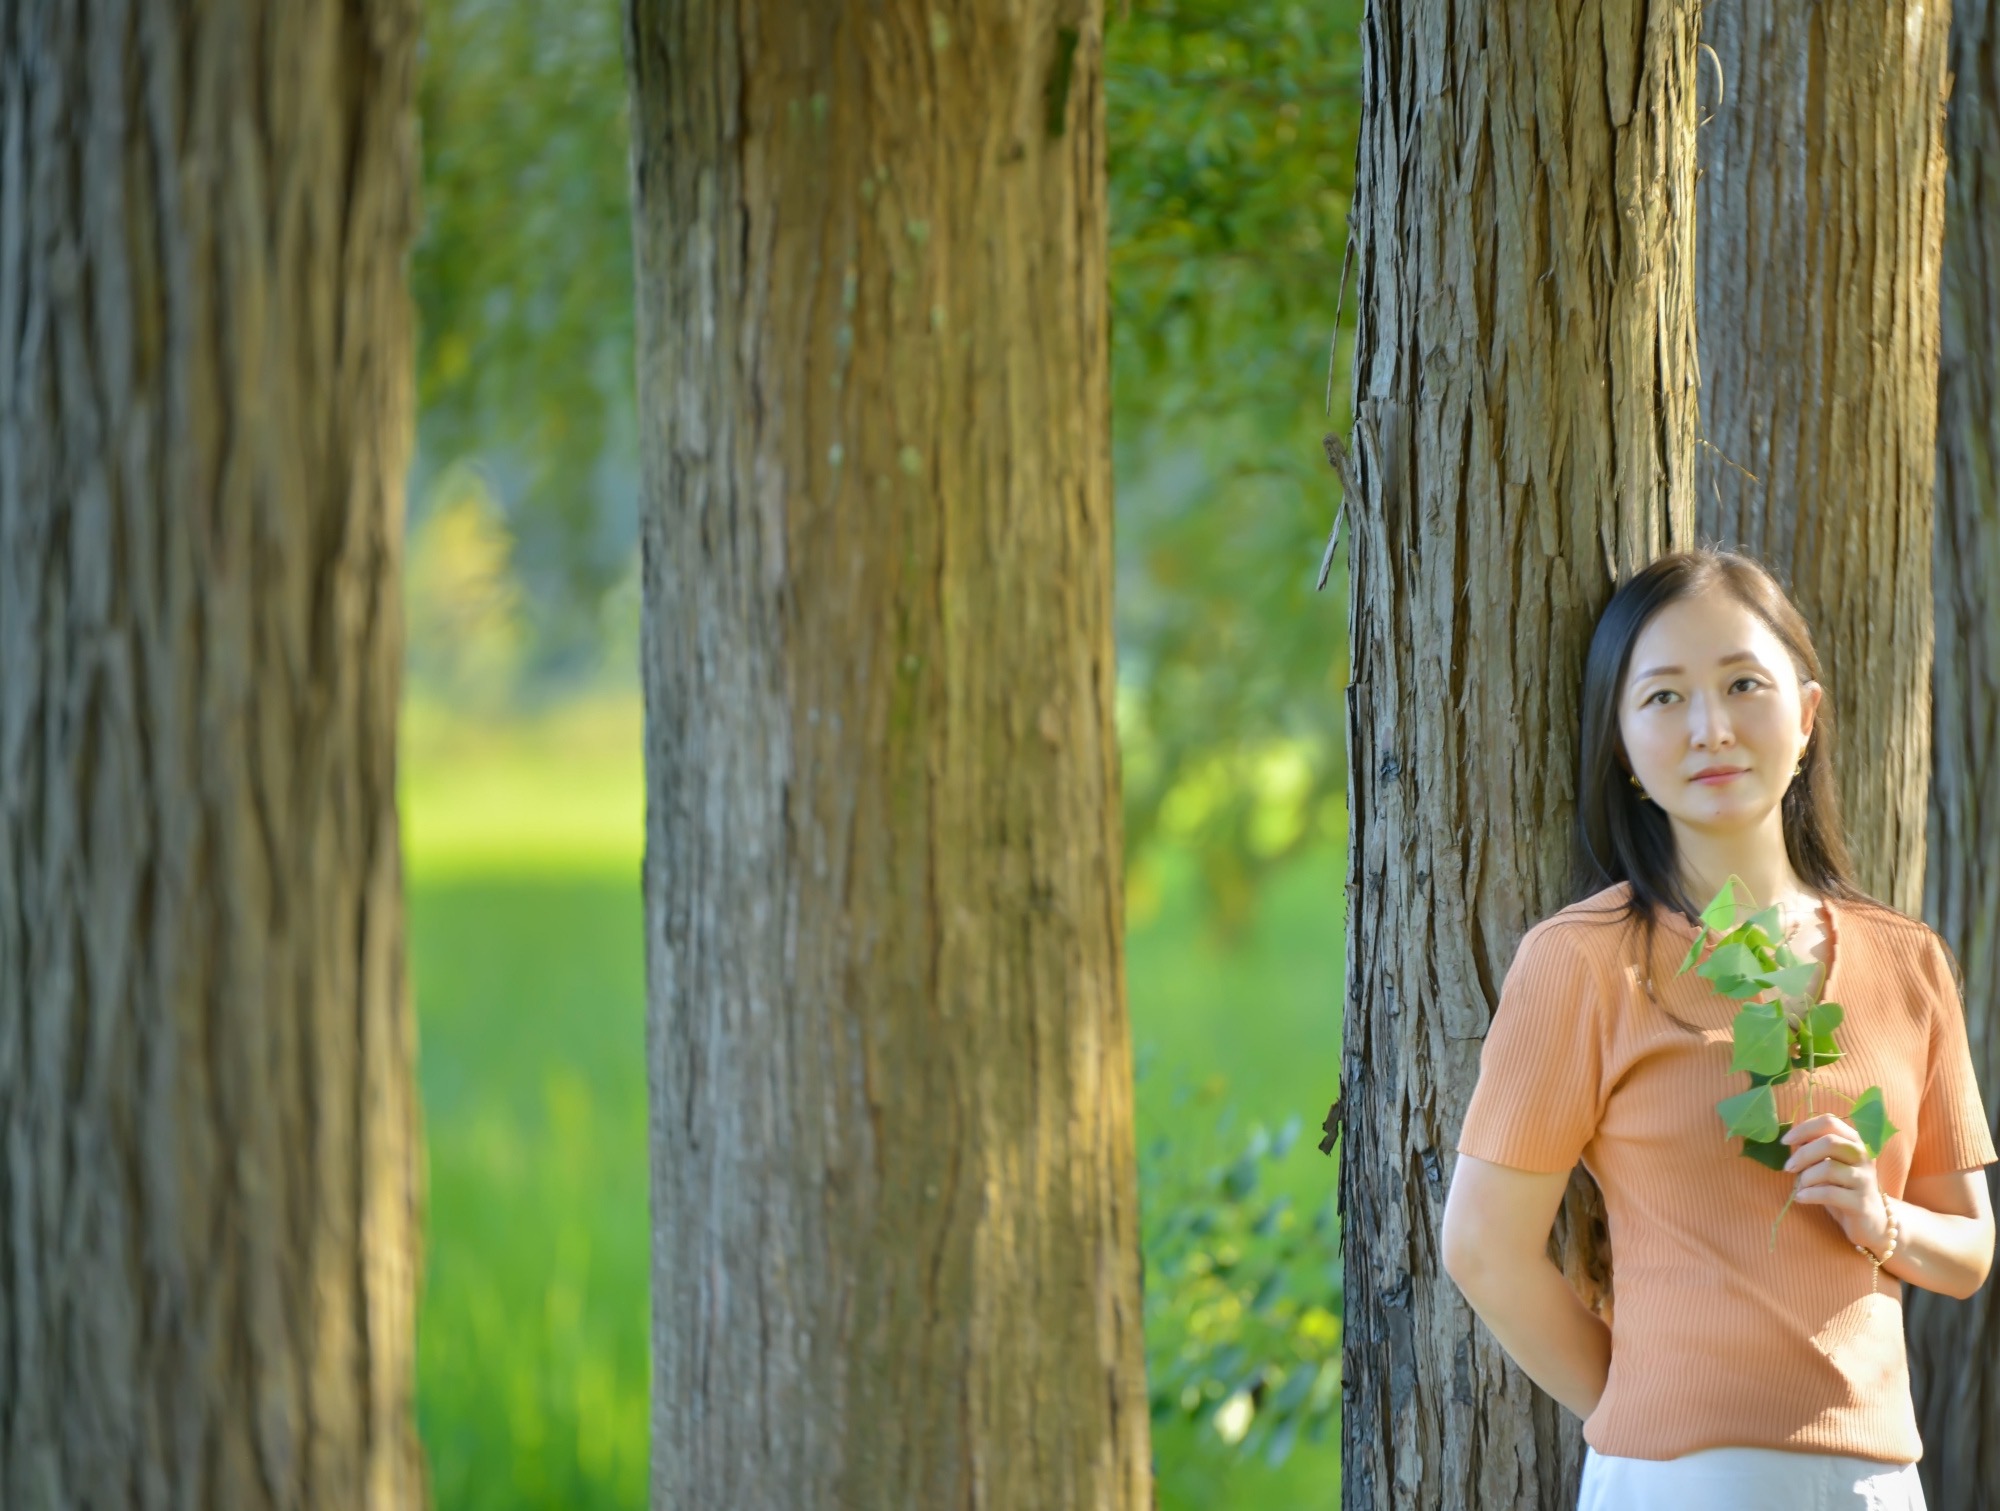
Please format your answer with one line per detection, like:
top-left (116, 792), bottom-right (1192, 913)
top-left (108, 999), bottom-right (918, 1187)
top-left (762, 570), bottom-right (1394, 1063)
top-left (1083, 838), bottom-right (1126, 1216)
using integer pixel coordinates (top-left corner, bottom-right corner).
top-left (1630, 649), bottom-right (1765, 682)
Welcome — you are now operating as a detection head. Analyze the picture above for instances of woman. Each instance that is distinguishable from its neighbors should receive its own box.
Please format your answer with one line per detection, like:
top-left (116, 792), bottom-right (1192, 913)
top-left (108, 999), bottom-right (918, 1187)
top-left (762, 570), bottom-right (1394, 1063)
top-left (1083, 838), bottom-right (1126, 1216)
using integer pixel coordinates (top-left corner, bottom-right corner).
top-left (1440, 549), bottom-right (1997, 1510)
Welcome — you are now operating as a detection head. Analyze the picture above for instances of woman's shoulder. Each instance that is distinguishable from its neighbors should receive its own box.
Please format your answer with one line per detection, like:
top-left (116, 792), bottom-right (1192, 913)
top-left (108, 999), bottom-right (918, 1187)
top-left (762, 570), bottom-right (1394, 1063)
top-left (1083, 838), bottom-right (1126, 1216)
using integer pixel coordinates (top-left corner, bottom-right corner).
top-left (1833, 892), bottom-right (1958, 992)
top-left (1510, 883), bottom-right (1647, 970)
top-left (1525, 882), bottom-right (1645, 942)
top-left (1834, 890), bottom-right (1939, 945)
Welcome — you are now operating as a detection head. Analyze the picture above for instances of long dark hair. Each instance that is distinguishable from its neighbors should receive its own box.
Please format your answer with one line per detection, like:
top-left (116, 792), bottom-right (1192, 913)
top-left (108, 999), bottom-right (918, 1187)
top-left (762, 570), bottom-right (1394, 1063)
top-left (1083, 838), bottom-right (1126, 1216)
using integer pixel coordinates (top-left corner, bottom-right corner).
top-left (1553, 547), bottom-right (1864, 1316)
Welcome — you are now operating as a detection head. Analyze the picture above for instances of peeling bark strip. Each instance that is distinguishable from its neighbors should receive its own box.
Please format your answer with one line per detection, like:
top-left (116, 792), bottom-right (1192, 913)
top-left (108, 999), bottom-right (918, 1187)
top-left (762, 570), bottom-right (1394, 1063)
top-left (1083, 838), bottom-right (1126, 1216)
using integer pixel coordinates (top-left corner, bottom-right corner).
top-left (1911, 2), bottom-right (2000, 1502)
top-left (0, 2), bottom-right (423, 1508)
top-left (1695, 1), bottom-right (1952, 916)
top-left (1340, 4), bottom-right (1700, 1507)
top-left (626, 3), bottom-right (1149, 1509)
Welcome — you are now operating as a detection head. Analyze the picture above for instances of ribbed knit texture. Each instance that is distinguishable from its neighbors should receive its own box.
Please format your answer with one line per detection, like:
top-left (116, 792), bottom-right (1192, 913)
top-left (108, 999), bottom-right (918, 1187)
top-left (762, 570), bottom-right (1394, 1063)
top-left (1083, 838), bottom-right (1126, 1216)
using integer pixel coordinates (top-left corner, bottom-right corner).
top-left (1458, 882), bottom-right (1997, 1464)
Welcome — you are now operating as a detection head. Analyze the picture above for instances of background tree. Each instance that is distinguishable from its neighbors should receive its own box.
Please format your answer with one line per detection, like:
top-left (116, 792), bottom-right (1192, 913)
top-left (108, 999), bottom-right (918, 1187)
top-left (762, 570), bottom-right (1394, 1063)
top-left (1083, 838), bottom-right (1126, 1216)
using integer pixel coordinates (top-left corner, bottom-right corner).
top-left (0, 3), bottom-right (424, 1506)
top-left (1693, 1), bottom-right (1953, 916)
top-left (1337, 3), bottom-right (1700, 1507)
top-left (1910, 1), bottom-right (2000, 1502)
top-left (627, 3), bottom-right (1150, 1508)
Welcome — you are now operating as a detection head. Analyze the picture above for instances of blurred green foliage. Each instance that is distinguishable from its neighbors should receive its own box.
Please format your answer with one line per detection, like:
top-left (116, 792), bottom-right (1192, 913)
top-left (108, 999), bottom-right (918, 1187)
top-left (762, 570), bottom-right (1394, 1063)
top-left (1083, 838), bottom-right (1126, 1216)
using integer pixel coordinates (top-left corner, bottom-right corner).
top-left (1141, 1097), bottom-right (1342, 1474)
top-left (415, 0), bottom-right (635, 672)
top-left (1107, 0), bottom-right (1363, 929)
top-left (1126, 839), bottom-right (1346, 1506)
top-left (404, 465), bottom-right (528, 712)
top-left (414, 0), bottom-right (1365, 924)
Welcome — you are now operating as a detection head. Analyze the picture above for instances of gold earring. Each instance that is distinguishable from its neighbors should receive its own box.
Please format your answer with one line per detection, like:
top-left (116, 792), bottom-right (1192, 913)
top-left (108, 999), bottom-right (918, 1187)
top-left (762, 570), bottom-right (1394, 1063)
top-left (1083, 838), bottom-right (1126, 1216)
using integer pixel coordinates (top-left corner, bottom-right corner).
top-left (1628, 771), bottom-right (1651, 803)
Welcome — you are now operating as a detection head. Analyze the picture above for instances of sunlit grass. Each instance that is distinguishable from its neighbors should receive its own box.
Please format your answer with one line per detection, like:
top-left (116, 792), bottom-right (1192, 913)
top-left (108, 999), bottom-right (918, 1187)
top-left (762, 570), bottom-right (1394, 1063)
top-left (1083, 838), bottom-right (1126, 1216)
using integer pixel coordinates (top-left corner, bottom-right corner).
top-left (404, 696), bottom-right (1342, 1509)
top-left (410, 872), bottom-right (650, 1508)
top-left (402, 692), bottom-right (644, 876)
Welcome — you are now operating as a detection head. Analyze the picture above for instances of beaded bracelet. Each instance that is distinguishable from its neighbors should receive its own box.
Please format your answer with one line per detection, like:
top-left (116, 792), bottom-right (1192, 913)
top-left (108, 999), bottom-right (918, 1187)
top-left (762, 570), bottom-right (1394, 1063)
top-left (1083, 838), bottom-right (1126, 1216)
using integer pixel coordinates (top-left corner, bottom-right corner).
top-left (1854, 1191), bottom-right (1900, 1291)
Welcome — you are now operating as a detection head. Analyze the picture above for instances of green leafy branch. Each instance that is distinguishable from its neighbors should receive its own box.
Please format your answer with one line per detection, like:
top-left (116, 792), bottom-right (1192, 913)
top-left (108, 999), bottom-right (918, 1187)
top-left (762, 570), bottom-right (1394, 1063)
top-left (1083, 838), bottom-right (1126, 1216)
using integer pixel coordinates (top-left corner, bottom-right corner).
top-left (1675, 876), bottom-right (1898, 1248)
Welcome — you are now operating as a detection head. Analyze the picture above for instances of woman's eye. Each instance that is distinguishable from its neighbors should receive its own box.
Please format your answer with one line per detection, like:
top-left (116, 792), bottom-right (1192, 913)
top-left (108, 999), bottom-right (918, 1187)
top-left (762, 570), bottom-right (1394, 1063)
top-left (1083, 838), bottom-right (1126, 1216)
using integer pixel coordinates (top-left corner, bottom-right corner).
top-left (1732, 677), bottom-right (1764, 694)
top-left (1647, 689), bottom-right (1676, 705)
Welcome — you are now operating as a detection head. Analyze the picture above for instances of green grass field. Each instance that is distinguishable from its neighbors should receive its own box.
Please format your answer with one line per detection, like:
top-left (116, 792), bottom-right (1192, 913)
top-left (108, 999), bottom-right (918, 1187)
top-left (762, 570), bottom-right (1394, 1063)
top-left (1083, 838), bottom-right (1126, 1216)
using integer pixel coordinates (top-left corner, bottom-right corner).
top-left (405, 700), bottom-right (1343, 1507)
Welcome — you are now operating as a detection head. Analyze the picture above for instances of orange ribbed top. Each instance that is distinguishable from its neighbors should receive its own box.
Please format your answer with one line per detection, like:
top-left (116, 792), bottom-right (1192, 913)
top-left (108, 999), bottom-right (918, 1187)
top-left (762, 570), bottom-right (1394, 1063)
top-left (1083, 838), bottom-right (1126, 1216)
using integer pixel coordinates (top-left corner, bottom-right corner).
top-left (1458, 881), bottom-right (1997, 1464)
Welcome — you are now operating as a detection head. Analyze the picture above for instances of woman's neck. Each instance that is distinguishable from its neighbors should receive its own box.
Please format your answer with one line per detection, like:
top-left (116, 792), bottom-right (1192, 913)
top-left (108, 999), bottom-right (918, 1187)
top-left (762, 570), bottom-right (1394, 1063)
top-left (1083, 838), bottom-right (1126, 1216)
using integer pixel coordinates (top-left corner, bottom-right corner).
top-left (1669, 810), bottom-right (1816, 916)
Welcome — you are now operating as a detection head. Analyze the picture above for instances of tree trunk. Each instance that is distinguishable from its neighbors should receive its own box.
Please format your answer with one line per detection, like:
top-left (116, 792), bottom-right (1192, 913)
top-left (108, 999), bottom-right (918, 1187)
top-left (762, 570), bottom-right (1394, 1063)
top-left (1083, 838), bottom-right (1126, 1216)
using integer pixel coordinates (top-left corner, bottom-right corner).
top-left (1910, 3), bottom-right (2000, 1504)
top-left (627, 4), bottom-right (1148, 1508)
top-left (1338, 3), bottom-right (1700, 1506)
top-left (1693, 0), bottom-right (1953, 915)
top-left (0, 3), bottom-right (422, 1508)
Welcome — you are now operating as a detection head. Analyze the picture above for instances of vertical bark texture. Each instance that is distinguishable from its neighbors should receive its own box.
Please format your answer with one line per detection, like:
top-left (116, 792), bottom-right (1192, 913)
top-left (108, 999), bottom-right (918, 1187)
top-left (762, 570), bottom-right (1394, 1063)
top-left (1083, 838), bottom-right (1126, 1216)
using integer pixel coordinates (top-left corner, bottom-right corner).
top-left (1694, 0), bottom-right (1952, 914)
top-left (1340, 4), bottom-right (1700, 1506)
top-left (628, 3), bottom-right (1148, 1508)
top-left (1911, 2), bottom-right (2000, 1504)
top-left (0, 3), bottom-right (423, 1507)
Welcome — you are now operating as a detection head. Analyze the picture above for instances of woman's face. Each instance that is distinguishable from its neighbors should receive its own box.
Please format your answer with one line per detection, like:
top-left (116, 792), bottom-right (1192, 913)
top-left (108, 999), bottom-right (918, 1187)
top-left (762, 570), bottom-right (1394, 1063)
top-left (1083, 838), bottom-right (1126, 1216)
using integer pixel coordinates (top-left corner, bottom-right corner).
top-left (1617, 588), bottom-right (1821, 833)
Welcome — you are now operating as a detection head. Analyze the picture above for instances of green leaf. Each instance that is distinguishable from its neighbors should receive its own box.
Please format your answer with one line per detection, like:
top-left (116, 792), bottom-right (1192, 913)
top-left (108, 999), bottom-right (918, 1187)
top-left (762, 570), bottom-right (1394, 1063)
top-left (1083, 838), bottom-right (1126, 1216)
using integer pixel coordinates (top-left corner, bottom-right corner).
top-left (1699, 941), bottom-right (1762, 988)
top-left (1249, 1271), bottom-right (1284, 1314)
top-left (1748, 1067), bottom-right (1793, 1088)
top-left (1773, 941), bottom-right (1805, 971)
top-left (1221, 1154), bottom-right (1259, 1200)
top-left (1676, 930), bottom-right (1706, 976)
top-left (1710, 974), bottom-right (1772, 1001)
top-left (1801, 1000), bottom-right (1843, 1036)
top-left (1768, 963), bottom-right (1832, 999)
top-left (1850, 1087), bottom-right (1899, 1158)
top-left (1270, 1363), bottom-right (1317, 1415)
top-left (1742, 1124), bottom-right (1795, 1171)
top-left (1740, 904), bottom-right (1782, 944)
top-left (1718, 1084), bottom-right (1780, 1143)
top-left (1729, 1003), bottom-right (1792, 1078)
top-left (1700, 877), bottom-right (1749, 933)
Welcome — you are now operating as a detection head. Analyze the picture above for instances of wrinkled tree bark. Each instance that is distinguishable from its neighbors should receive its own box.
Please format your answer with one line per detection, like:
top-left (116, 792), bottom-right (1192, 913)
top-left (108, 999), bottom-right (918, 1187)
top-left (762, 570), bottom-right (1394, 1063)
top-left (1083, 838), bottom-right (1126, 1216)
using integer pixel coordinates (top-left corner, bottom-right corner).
top-left (1339, 3), bottom-right (1700, 1506)
top-left (1694, 0), bottom-right (1953, 916)
top-left (0, 3), bottom-right (423, 1509)
top-left (627, 3), bottom-right (1149, 1508)
top-left (1911, 3), bottom-right (2000, 1505)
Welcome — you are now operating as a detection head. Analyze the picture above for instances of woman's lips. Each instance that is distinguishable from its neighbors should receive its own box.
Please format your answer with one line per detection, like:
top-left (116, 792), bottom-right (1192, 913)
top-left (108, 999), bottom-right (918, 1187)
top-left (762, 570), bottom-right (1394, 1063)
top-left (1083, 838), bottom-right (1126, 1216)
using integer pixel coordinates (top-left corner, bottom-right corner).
top-left (1692, 769), bottom-right (1745, 785)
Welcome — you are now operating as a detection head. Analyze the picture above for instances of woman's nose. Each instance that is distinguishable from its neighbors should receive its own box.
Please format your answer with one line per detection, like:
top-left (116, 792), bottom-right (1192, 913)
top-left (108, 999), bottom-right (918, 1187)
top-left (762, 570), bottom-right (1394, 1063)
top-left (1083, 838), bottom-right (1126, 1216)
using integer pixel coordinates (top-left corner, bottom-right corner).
top-left (1687, 693), bottom-right (1734, 746)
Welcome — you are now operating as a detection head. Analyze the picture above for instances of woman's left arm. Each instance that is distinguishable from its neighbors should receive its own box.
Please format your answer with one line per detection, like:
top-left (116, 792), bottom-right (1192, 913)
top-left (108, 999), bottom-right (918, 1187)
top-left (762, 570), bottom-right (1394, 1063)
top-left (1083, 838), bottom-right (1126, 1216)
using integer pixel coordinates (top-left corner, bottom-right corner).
top-left (1785, 1114), bottom-right (1996, 1300)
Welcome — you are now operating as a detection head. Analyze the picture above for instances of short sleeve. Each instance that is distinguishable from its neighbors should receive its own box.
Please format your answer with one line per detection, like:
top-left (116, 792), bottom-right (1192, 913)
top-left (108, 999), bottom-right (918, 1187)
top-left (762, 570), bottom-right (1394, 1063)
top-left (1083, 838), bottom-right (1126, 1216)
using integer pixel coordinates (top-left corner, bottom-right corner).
top-left (1457, 921), bottom-right (1607, 1175)
top-left (1908, 930), bottom-right (1998, 1179)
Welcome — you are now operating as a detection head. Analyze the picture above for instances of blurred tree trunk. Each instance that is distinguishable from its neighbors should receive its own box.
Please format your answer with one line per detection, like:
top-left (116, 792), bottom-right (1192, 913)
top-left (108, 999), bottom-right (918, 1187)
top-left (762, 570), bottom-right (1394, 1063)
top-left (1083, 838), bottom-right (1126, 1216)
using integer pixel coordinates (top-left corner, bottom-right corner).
top-left (0, 3), bottom-right (422, 1509)
top-left (626, 3), bottom-right (1148, 1509)
top-left (1911, 2), bottom-right (2000, 1505)
top-left (1693, 1), bottom-right (1953, 915)
top-left (1339, 3), bottom-right (1699, 1506)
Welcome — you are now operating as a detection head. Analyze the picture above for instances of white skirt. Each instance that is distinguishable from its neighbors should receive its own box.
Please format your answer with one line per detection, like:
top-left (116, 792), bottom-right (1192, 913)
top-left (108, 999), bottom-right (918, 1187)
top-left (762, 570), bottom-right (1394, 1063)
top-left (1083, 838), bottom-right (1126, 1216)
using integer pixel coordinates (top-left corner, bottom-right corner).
top-left (1579, 1446), bottom-right (1926, 1511)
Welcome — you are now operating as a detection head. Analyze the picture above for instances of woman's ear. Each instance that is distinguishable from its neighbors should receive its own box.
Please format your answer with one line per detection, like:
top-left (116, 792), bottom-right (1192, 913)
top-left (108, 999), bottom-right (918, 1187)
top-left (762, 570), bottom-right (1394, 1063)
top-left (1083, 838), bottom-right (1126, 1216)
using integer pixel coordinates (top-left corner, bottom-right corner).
top-left (1800, 677), bottom-right (1823, 740)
